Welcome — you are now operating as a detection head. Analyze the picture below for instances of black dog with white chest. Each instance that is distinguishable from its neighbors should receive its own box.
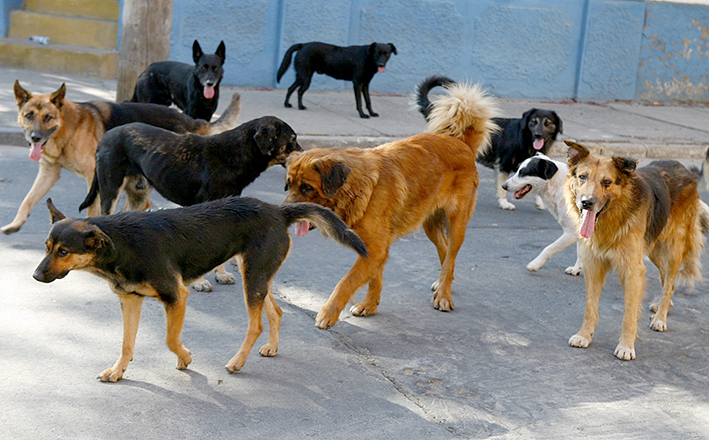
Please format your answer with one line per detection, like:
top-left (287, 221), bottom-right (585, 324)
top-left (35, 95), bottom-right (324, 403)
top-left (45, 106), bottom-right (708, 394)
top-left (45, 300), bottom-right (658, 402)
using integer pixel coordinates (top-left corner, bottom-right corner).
top-left (277, 41), bottom-right (397, 118)
top-left (131, 40), bottom-right (226, 121)
top-left (417, 75), bottom-right (563, 210)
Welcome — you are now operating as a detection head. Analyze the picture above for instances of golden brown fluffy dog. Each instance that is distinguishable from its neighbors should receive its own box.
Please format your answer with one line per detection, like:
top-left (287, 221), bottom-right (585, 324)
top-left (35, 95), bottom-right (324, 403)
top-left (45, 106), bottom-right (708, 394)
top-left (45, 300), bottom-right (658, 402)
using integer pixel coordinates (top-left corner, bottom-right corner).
top-left (564, 140), bottom-right (709, 360)
top-left (284, 82), bottom-right (498, 329)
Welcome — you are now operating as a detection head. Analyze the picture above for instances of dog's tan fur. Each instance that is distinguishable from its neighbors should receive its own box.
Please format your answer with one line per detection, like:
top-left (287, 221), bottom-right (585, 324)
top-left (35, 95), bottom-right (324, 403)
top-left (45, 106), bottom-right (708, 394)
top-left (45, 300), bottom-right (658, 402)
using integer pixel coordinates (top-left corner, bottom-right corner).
top-left (564, 140), bottom-right (708, 360)
top-left (2, 81), bottom-right (240, 234)
top-left (285, 82), bottom-right (498, 329)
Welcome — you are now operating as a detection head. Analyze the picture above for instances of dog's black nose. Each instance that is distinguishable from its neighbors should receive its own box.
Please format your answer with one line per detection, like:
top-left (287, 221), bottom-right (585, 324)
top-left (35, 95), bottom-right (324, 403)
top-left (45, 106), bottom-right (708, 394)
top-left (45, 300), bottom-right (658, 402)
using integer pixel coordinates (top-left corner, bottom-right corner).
top-left (581, 198), bottom-right (595, 210)
top-left (501, 182), bottom-right (508, 191)
top-left (30, 132), bottom-right (42, 142)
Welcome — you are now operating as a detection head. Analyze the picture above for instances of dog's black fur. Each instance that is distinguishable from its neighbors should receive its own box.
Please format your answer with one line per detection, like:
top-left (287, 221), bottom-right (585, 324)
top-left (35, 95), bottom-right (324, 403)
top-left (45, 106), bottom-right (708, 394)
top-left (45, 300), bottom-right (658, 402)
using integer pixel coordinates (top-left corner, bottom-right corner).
top-left (131, 40), bottom-right (226, 122)
top-left (276, 41), bottom-right (397, 118)
top-left (417, 75), bottom-right (563, 209)
top-left (34, 197), bottom-right (367, 381)
top-left (80, 116), bottom-right (302, 215)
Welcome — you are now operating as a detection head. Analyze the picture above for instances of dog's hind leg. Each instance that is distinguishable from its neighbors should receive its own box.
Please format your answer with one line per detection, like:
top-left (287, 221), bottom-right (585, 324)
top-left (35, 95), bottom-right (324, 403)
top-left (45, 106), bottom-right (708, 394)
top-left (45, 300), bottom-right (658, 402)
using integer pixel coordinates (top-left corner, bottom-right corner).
top-left (353, 83), bottom-right (369, 118)
top-left (213, 262), bottom-right (236, 285)
top-left (495, 171), bottom-right (515, 210)
top-left (2, 163), bottom-right (60, 234)
top-left (259, 291), bottom-right (282, 357)
top-left (432, 208), bottom-right (472, 312)
top-left (284, 80), bottom-right (298, 108)
top-left (163, 282), bottom-right (193, 370)
top-left (569, 253), bottom-right (610, 351)
top-left (362, 83), bottom-right (378, 117)
top-left (423, 210), bottom-right (452, 291)
top-left (99, 293), bottom-right (144, 382)
top-left (296, 75), bottom-right (312, 110)
top-left (648, 242), bottom-right (681, 332)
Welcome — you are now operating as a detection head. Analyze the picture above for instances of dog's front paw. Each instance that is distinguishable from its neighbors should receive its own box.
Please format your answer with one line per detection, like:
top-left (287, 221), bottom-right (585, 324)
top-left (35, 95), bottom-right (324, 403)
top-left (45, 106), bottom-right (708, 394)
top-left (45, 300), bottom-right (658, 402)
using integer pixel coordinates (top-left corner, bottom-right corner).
top-left (430, 279), bottom-right (440, 291)
top-left (565, 265), bottom-right (582, 276)
top-left (568, 334), bottom-right (590, 348)
top-left (315, 306), bottom-right (341, 329)
top-left (359, 113), bottom-right (370, 119)
top-left (498, 199), bottom-right (516, 210)
top-left (214, 271), bottom-right (236, 285)
top-left (526, 259), bottom-right (544, 272)
top-left (369, 112), bottom-right (379, 117)
top-left (284, 102), bottom-right (292, 108)
top-left (650, 315), bottom-right (667, 332)
top-left (259, 343), bottom-right (278, 357)
top-left (176, 350), bottom-right (192, 370)
top-left (614, 344), bottom-right (636, 361)
top-left (432, 292), bottom-right (454, 312)
top-left (350, 301), bottom-right (378, 317)
top-left (191, 279), bottom-right (213, 292)
top-left (1, 223), bottom-right (21, 235)
top-left (98, 366), bottom-right (126, 382)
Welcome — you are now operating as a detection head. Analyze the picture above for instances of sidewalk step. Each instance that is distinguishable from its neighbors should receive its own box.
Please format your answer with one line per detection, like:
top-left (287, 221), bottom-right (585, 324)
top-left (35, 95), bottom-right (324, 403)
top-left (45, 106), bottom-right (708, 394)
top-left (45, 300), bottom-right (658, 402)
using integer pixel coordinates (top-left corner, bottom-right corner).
top-left (23, 0), bottom-right (119, 21)
top-left (0, 38), bottom-right (117, 79)
top-left (8, 10), bottom-right (117, 50)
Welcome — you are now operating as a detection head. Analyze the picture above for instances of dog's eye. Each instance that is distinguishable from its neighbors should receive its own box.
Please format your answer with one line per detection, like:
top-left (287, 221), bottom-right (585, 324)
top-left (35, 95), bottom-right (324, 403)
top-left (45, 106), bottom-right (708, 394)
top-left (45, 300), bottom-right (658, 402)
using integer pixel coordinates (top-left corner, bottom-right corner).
top-left (601, 179), bottom-right (612, 189)
top-left (578, 174), bottom-right (587, 182)
top-left (56, 248), bottom-right (69, 258)
top-left (300, 183), bottom-right (313, 195)
top-left (44, 115), bottom-right (53, 123)
top-left (544, 119), bottom-right (553, 127)
top-left (25, 112), bottom-right (34, 121)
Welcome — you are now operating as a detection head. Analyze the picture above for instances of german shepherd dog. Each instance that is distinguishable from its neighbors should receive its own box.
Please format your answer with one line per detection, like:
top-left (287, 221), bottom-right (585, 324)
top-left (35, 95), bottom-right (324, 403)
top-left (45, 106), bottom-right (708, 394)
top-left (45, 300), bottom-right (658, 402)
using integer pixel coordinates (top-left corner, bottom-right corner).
top-left (276, 42), bottom-right (397, 118)
top-left (284, 81), bottom-right (498, 329)
top-left (2, 81), bottom-right (241, 235)
top-left (131, 40), bottom-right (226, 122)
top-left (564, 140), bottom-right (709, 360)
top-left (33, 197), bottom-right (367, 382)
top-left (417, 76), bottom-right (563, 210)
top-left (79, 116), bottom-right (302, 292)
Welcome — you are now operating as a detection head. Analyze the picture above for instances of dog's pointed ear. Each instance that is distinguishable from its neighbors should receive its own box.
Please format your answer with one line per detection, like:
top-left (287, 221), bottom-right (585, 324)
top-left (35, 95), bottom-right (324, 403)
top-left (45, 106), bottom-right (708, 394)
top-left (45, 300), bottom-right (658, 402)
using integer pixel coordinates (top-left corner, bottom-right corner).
top-left (50, 83), bottom-right (66, 109)
top-left (14, 80), bottom-right (32, 108)
top-left (216, 40), bottom-right (226, 62)
top-left (316, 160), bottom-right (351, 197)
top-left (46, 198), bottom-right (66, 224)
top-left (388, 43), bottom-right (397, 55)
top-left (565, 140), bottom-right (590, 167)
top-left (85, 227), bottom-right (113, 252)
top-left (254, 124), bottom-right (278, 155)
top-left (552, 111), bottom-right (563, 134)
top-left (613, 156), bottom-right (637, 175)
top-left (192, 40), bottom-right (204, 63)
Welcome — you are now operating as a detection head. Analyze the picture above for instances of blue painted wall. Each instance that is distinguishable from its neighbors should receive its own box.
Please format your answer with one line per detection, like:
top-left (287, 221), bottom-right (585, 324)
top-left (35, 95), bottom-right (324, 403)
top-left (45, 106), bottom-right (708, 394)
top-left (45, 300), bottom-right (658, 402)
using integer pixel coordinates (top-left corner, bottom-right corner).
top-left (0, 0), bottom-right (23, 39)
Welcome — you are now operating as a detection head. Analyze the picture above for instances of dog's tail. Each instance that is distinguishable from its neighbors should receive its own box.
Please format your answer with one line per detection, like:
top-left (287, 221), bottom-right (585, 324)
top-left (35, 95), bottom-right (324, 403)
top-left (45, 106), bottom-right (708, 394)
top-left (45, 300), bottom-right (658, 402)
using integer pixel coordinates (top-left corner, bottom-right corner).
top-left (677, 198), bottom-right (709, 288)
top-left (79, 173), bottom-right (99, 212)
top-left (423, 80), bottom-right (499, 158)
top-left (697, 147), bottom-right (709, 193)
top-left (414, 75), bottom-right (456, 120)
top-left (276, 43), bottom-right (303, 83)
top-left (206, 92), bottom-right (241, 135)
top-left (281, 203), bottom-right (368, 258)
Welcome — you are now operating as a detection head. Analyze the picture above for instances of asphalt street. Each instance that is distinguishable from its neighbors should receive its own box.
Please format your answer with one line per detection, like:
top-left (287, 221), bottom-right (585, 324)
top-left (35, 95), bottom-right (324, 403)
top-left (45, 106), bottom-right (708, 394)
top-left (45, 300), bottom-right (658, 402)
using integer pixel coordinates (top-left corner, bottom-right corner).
top-left (2, 142), bottom-right (709, 439)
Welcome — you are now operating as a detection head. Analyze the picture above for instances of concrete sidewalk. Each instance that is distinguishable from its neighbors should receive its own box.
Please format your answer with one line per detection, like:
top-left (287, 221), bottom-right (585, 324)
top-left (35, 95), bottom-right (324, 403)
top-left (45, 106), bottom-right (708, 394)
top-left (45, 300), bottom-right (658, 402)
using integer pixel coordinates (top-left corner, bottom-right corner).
top-left (1, 67), bottom-right (708, 158)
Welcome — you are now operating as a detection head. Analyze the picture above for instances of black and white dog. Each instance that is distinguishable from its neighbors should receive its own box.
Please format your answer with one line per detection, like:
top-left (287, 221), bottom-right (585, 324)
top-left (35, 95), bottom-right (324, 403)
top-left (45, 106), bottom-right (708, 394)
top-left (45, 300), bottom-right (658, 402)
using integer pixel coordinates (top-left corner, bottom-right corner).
top-left (502, 154), bottom-right (582, 275)
top-left (131, 40), bottom-right (226, 122)
top-left (417, 76), bottom-right (563, 210)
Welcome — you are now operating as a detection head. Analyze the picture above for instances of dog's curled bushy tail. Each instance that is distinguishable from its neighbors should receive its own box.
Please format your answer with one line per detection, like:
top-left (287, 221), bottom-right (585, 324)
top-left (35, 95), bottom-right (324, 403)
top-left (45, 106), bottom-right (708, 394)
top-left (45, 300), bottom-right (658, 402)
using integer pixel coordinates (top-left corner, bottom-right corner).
top-left (418, 77), bottom-right (499, 157)
top-left (277, 44), bottom-right (304, 83)
top-left (414, 75), bottom-right (456, 120)
top-left (207, 92), bottom-right (242, 135)
top-left (281, 203), bottom-right (368, 258)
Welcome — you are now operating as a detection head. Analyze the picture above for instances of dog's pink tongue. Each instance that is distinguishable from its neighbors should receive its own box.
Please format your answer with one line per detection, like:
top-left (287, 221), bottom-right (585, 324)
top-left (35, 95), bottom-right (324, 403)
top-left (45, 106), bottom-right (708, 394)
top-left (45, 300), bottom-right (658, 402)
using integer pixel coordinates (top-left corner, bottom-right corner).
top-left (29, 143), bottom-right (43, 161)
top-left (533, 139), bottom-right (545, 150)
top-left (378, 66), bottom-right (385, 73)
top-left (579, 209), bottom-right (596, 238)
top-left (295, 220), bottom-right (310, 237)
top-left (203, 85), bottom-right (215, 99)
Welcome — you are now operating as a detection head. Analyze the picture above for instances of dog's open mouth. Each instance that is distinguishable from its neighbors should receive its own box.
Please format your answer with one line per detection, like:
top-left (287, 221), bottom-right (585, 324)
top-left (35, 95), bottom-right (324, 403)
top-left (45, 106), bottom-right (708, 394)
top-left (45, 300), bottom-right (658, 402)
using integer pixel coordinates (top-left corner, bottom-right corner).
top-left (533, 138), bottom-right (545, 150)
top-left (203, 85), bottom-right (215, 99)
top-left (29, 142), bottom-right (46, 162)
top-left (295, 220), bottom-right (312, 237)
top-left (579, 204), bottom-right (606, 238)
top-left (514, 184), bottom-right (532, 199)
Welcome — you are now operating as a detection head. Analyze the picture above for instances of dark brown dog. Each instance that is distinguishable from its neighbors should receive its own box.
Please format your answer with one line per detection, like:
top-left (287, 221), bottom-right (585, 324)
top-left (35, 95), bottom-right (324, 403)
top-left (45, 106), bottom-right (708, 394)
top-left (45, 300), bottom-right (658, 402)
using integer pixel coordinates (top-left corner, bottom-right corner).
top-left (33, 198), bottom-right (366, 381)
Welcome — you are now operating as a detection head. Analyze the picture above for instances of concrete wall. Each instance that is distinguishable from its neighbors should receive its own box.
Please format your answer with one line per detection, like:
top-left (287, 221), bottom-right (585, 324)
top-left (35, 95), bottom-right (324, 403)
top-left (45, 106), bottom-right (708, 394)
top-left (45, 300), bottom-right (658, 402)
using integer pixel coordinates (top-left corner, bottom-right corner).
top-left (139, 0), bottom-right (709, 103)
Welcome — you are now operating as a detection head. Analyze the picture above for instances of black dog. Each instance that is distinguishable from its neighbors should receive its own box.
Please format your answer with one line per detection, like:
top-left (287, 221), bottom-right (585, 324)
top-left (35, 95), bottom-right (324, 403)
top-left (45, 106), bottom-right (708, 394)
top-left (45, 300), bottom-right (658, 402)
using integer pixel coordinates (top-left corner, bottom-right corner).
top-left (34, 197), bottom-right (367, 382)
top-left (131, 40), bottom-right (226, 121)
top-left (417, 75), bottom-right (563, 210)
top-left (276, 42), bottom-right (397, 118)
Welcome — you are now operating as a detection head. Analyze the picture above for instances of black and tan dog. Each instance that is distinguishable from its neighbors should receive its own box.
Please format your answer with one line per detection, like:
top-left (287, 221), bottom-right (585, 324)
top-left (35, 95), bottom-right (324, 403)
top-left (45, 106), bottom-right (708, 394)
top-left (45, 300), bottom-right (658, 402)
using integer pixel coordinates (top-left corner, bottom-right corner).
top-left (33, 197), bottom-right (367, 382)
top-left (417, 76), bottom-right (563, 210)
top-left (2, 81), bottom-right (241, 235)
top-left (131, 40), bottom-right (226, 121)
top-left (276, 41), bottom-right (397, 118)
top-left (564, 140), bottom-right (709, 360)
top-left (79, 116), bottom-right (302, 291)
